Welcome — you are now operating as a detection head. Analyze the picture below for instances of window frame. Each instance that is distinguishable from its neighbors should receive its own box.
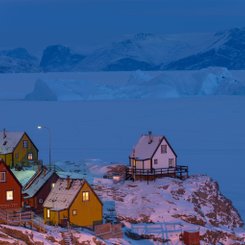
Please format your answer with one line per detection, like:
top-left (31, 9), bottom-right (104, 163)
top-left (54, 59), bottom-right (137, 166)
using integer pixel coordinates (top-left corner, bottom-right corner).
top-left (23, 140), bottom-right (28, 148)
top-left (47, 209), bottom-right (50, 219)
top-left (161, 145), bottom-right (167, 154)
top-left (168, 158), bottom-right (175, 168)
top-left (6, 190), bottom-right (14, 201)
top-left (27, 153), bottom-right (33, 160)
top-left (82, 191), bottom-right (90, 202)
top-left (0, 171), bottom-right (6, 183)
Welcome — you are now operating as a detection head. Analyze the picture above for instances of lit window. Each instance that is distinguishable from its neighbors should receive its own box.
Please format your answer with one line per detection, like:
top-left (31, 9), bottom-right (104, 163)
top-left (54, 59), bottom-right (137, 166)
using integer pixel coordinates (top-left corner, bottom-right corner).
top-left (82, 191), bottom-right (89, 201)
top-left (27, 153), bottom-right (33, 160)
top-left (47, 209), bottom-right (50, 218)
top-left (72, 209), bottom-right (77, 216)
top-left (0, 172), bottom-right (6, 182)
top-left (23, 140), bottom-right (28, 148)
top-left (161, 145), bottom-right (167, 153)
top-left (51, 183), bottom-right (55, 188)
top-left (154, 159), bottom-right (158, 165)
top-left (169, 158), bottom-right (175, 168)
top-left (6, 191), bottom-right (13, 201)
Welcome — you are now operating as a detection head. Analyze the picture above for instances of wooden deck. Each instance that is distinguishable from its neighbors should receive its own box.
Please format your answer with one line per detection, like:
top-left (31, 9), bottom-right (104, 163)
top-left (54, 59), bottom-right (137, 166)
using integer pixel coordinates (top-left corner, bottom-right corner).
top-left (125, 165), bottom-right (188, 181)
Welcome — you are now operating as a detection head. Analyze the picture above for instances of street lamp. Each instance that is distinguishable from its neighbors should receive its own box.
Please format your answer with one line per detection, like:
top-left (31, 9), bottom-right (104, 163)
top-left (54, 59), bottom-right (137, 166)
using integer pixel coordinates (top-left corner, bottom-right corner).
top-left (37, 125), bottom-right (52, 169)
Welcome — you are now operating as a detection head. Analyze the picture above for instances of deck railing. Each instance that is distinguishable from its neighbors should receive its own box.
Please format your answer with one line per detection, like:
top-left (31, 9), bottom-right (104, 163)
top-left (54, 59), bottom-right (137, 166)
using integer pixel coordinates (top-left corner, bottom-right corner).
top-left (126, 165), bottom-right (188, 180)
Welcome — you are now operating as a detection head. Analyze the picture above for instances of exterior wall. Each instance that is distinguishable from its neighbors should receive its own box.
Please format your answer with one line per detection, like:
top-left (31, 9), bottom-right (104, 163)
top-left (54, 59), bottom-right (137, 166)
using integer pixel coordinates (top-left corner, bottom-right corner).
top-left (44, 208), bottom-right (68, 225)
top-left (13, 133), bottom-right (38, 167)
top-left (0, 154), bottom-right (13, 168)
top-left (30, 173), bottom-right (59, 212)
top-left (152, 138), bottom-right (176, 169)
top-left (0, 162), bottom-right (22, 209)
top-left (69, 182), bottom-right (103, 227)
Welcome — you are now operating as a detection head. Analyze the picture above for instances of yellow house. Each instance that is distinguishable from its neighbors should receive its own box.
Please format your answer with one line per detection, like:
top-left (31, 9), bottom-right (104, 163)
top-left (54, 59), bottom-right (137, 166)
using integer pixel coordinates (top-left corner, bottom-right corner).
top-left (0, 129), bottom-right (38, 168)
top-left (43, 177), bottom-right (103, 227)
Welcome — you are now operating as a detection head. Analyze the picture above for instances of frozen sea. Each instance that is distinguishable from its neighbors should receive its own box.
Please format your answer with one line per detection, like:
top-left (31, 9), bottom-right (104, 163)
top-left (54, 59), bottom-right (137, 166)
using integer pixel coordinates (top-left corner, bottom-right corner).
top-left (1, 71), bottom-right (245, 223)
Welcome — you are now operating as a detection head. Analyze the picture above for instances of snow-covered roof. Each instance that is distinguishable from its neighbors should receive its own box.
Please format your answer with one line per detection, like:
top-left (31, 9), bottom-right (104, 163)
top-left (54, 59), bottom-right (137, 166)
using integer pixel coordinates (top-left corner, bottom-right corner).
top-left (130, 134), bottom-right (164, 160)
top-left (43, 178), bottom-right (85, 211)
top-left (23, 168), bottom-right (56, 198)
top-left (0, 131), bottom-right (24, 154)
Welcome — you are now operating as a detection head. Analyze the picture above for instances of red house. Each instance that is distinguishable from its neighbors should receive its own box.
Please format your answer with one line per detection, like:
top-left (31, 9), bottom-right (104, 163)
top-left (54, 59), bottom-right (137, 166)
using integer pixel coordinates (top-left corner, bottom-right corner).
top-left (23, 166), bottom-right (58, 212)
top-left (0, 159), bottom-right (22, 210)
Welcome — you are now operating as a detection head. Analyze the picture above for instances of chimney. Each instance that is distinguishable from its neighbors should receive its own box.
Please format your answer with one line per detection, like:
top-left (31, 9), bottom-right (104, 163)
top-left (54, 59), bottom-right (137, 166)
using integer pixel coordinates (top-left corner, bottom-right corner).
top-left (148, 131), bottom-right (153, 144)
top-left (66, 175), bottom-right (72, 189)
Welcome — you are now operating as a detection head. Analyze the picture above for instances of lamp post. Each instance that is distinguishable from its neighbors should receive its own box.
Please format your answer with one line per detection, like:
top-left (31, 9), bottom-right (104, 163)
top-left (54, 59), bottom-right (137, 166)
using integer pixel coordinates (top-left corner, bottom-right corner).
top-left (37, 125), bottom-right (52, 169)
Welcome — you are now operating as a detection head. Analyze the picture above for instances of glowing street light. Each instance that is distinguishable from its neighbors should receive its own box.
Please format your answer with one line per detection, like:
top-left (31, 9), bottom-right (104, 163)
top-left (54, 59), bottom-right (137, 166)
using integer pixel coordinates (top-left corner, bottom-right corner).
top-left (37, 125), bottom-right (52, 169)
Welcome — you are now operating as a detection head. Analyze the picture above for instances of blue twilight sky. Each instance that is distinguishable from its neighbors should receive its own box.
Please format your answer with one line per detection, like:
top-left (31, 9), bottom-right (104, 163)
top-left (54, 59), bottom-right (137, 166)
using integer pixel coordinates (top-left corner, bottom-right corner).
top-left (0, 0), bottom-right (244, 54)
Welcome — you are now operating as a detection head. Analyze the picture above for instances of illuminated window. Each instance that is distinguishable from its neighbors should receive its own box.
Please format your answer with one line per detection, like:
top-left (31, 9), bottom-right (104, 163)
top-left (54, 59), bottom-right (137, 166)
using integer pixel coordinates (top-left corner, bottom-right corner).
top-left (72, 209), bottom-right (77, 216)
top-left (169, 158), bottom-right (174, 168)
top-left (47, 209), bottom-right (50, 218)
top-left (27, 153), bottom-right (33, 160)
top-left (23, 140), bottom-right (28, 148)
top-left (82, 191), bottom-right (89, 201)
top-left (154, 159), bottom-right (158, 165)
top-left (6, 190), bottom-right (13, 201)
top-left (161, 145), bottom-right (167, 153)
top-left (0, 172), bottom-right (6, 182)
top-left (51, 183), bottom-right (55, 188)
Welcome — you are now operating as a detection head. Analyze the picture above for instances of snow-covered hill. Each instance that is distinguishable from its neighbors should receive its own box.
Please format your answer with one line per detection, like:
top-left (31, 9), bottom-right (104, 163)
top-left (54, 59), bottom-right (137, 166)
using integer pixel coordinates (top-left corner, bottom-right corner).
top-left (24, 68), bottom-right (245, 101)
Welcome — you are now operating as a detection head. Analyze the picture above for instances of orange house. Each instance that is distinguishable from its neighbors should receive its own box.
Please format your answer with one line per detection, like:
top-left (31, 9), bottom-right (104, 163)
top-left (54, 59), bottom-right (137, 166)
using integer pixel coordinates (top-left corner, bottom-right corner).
top-left (0, 159), bottom-right (22, 210)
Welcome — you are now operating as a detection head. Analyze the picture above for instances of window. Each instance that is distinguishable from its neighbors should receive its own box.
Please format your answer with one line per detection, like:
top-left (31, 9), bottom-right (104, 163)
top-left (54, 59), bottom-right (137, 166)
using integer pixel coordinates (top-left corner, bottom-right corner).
top-left (0, 172), bottom-right (6, 182)
top-left (15, 153), bottom-right (19, 159)
top-left (23, 140), bottom-right (28, 148)
top-left (72, 209), bottom-right (77, 216)
top-left (51, 183), bottom-right (55, 188)
top-left (27, 153), bottom-right (33, 160)
top-left (154, 159), bottom-right (158, 165)
top-left (47, 209), bottom-right (50, 218)
top-left (161, 145), bottom-right (167, 153)
top-left (169, 158), bottom-right (175, 168)
top-left (39, 199), bottom-right (43, 204)
top-left (6, 190), bottom-right (13, 201)
top-left (82, 191), bottom-right (89, 201)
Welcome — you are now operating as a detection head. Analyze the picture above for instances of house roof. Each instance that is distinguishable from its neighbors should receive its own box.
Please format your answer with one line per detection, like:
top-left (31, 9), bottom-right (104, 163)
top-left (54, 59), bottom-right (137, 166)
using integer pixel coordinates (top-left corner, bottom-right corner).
top-left (130, 133), bottom-right (177, 160)
top-left (23, 168), bottom-right (57, 198)
top-left (43, 178), bottom-right (86, 211)
top-left (0, 131), bottom-right (25, 154)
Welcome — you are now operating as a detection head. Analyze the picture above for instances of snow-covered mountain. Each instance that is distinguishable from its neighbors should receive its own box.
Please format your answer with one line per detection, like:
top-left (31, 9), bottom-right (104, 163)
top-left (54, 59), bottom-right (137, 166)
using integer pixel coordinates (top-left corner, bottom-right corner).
top-left (24, 68), bottom-right (245, 101)
top-left (1, 27), bottom-right (245, 72)
top-left (164, 28), bottom-right (245, 70)
top-left (0, 48), bottom-right (39, 73)
top-left (40, 45), bottom-right (86, 72)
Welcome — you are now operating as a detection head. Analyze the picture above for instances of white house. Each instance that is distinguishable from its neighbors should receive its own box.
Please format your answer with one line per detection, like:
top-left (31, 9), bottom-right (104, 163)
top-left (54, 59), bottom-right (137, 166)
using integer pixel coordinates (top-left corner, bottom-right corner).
top-left (129, 131), bottom-right (177, 171)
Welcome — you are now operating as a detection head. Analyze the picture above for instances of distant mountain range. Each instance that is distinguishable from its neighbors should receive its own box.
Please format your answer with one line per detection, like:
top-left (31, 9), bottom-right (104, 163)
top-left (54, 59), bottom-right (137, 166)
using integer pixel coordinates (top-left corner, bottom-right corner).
top-left (1, 27), bottom-right (245, 72)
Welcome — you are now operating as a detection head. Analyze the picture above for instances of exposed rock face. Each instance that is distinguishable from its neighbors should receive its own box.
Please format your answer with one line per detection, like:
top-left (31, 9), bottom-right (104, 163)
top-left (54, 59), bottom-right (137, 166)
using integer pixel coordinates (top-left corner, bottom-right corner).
top-left (93, 174), bottom-right (244, 244)
top-left (40, 45), bottom-right (85, 72)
